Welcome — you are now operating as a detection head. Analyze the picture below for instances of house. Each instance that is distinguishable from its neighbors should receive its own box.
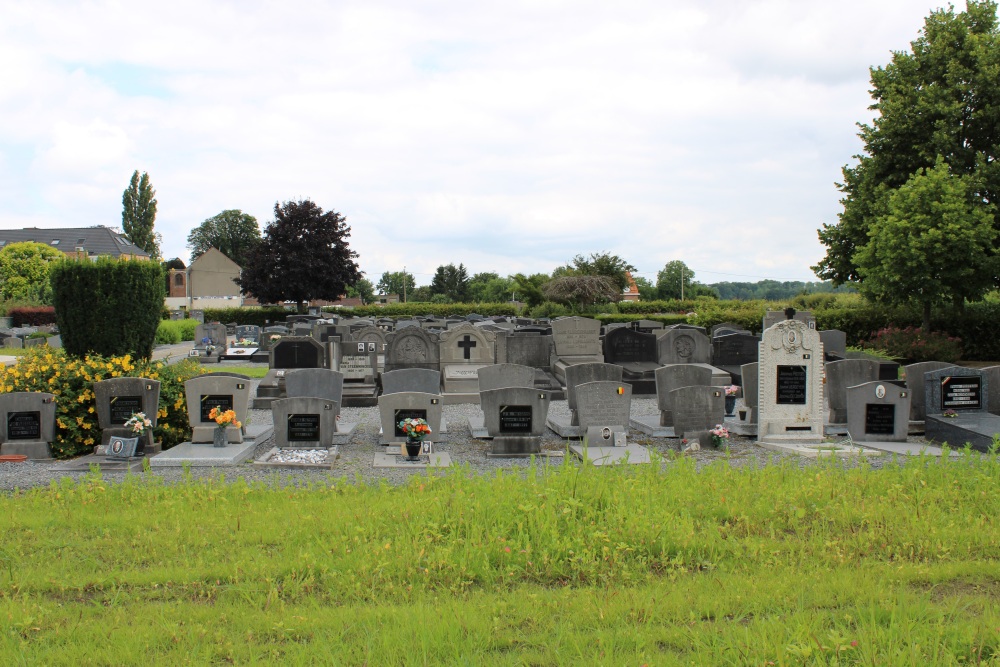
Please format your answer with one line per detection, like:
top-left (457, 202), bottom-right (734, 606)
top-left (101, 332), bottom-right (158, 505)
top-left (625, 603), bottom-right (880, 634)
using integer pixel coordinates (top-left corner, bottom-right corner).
top-left (0, 226), bottom-right (150, 260)
top-left (166, 247), bottom-right (243, 310)
top-left (622, 271), bottom-right (640, 302)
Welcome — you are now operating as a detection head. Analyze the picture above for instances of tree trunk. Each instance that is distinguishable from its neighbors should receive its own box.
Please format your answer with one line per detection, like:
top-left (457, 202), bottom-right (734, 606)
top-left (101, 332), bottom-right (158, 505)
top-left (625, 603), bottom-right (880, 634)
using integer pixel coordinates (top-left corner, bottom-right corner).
top-left (922, 300), bottom-right (932, 333)
top-left (297, 300), bottom-right (306, 314)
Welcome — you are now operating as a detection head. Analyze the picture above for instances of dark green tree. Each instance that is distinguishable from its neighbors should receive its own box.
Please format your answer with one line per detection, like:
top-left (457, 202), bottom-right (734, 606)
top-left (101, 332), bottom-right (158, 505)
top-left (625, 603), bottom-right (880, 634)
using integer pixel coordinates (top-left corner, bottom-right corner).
top-left (855, 158), bottom-right (997, 331)
top-left (236, 199), bottom-right (362, 314)
top-left (121, 170), bottom-right (160, 259)
top-left (186, 209), bottom-right (261, 267)
top-left (632, 275), bottom-right (657, 301)
top-left (510, 273), bottom-right (550, 308)
top-left (345, 278), bottom-right (376, 305)
top-left (429, 263), bottom-right (470, 302)
top-left (656, 260), bottom-right (696, 299)
top-left (376, 270), bottom-right (416, 300)
top-left (815, 0), bottom-right (1000, 285)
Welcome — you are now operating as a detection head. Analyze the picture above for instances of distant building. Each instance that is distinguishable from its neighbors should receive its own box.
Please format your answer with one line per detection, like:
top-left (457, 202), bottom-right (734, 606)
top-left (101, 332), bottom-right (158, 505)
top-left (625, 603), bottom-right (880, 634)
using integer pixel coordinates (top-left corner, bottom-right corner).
top-left (166, 247), bottom-right (243, 310)
top-left (622, 271), bottom-right (640, 302)
top-left (0, 226), bottom-right (150, 260)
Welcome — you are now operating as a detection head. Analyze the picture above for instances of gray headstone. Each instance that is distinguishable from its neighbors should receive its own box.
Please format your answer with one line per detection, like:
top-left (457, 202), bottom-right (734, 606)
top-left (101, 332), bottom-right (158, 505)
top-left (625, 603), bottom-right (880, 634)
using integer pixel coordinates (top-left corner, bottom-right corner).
top-left (480, 387), bottom-right (551, 456)
top-left (757, 319), bottom-right (824, 445)
top-left (94, 377), bottom-right (161, 453)
top-left (272, 396), bottom-right (341, 447)
top-left (819, 330), bottom-right (847, 359)
top-left (285, 369), bottom-right (345, 411)
top-left (905, 361), bottom-right (957, 421)
top-left (190, 310), bottom-right (205, 323)
top-left (825, 359), bottom-right (880, 423)
top-left (477, 364), bottom-right (537, 391)
top-left (654, 364), bottom-right (713, 426)
top-left (574, 381), bottom-right (631, 430)
top-left (195, 322), bottom-right (227, 347)
top-left (497, 333), bottom-right (552, 368)
top-left (384, 326), bottom-right (441, 373)
top-left (235, 325), bottom-right (261, 343)
top-left (381, 368), bottom-right (441, 395)
top-left (762, 310), bottom-right (816, 331)
top-left (184, 375), bottom-right (252, 444)
top-left (565, 363), bottom-right (623, 426)
top-left (270, 336), bottom-right (325, 370)
top-left (550, 317), bottom-right (604, 382)
top-left (846, 381), bottom-right (910, 442)
top-left (740, 362), bottom-right (759, 424)
top-left (657, 329), bottom-right (711, 365)
top-left (671, 385), bottom-right (725, 438)
top-left (0, 391), bottom-right (56, 459)
top-left (983, 365), bottom-right (1000, 416)
top-left (924, 366), bottom-right (988, 416)
top-left (439, 323), bottom-right (497, 394)
top-left (377, 391), bottom-right (443, 444)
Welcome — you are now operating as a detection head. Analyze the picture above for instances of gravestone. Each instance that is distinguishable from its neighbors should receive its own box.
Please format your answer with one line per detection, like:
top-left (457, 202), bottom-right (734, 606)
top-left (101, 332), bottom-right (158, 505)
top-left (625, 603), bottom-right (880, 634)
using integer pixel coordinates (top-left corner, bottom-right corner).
top-left (381, 368), bottom-right (441, 395)
top-left (190, 310), bottom-right (205, 323)
top-left (762, 310), bottom-right (815, 331)
top-left (495, 332), bottom-right (561, 396)
top-left (670, 385), bottom-right (725, 440)
top-left (825, 359), bottom-right (880, 424)
top-left (711, 333), bottom-right (760, 380)
top-left (710, 322), bottom-right (747, 337)
top-left (335, 340), bottom-right (379, 406)
top-left (736, 362), bottom-right (759, 433)
top-left (352, 326), bottom-right (388, 373)
top-left (377, 391), bottom-right (445, 445)
top-left (478, 364), bottom-right (537, 391)
top-left (0, 392), bottom-right (56, 459)
top-left (4, 337), bottom-right (23, 349)
top-left (285, 368), bottom-right (344, 412)
top-left (574, 381), bottom-right (632, 430)
top-left (479, 387), bottom-right (551, 456)
top-left (253, 336), bottom-right (326, 409)
top-left (905, 361), bottom-right (956, 424)
top-left (924, 366), bottom-right (1000, 451)
top-left (438, 323), bottom-right (497, 400)
top-left (984, 365), bottom-right (1000, 416)
top-left (549, 317), bottom-right (603, 385)
top-left (94, 377), bottom-right (161, 455)
top-left (564, 363), bottom-right (623, 427)
top-left (631, 364), bottom-right (713, 437)
top-left (235, 325), bottom-right (261, 343)
top-left (819, 330), bottom-right (847, 360)
top-left (756, 319), bottom-right (825, 450)
top-left (846, 381), bottom-right (910, 442)
top-left (271, 397), bottom-right (340, 448)
top-left (634, 320), bottom-right (665, 333)
top-left (184, 375), bottom-right (252, 444)
top-left (384, 326), bottom-right (441, 373)
top-left (602, 327), bottom-right (658, 394)
top-left (195, 322), bottom-right (228, 347)
top-left (657, 328), bottom-right (711, 366)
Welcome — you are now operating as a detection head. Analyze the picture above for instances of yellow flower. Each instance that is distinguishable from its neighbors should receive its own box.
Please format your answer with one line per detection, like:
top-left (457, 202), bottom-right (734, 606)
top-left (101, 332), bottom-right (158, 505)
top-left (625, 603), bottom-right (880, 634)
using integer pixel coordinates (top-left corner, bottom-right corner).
top-left (84, 437), bottom-right (94, 446)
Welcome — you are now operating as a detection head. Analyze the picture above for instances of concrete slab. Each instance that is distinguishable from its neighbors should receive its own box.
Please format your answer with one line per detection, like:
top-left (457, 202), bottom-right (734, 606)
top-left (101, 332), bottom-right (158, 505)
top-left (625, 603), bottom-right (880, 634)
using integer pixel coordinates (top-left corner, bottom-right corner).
top-left (569, 444), bottom-right (651, 465)
top-left (629, 415), bottom-right (676, 438)
top-left (149, 440), bottom-right (258, 467)
top-left (824, 423), bottom-right (849, 436)
top-left (468, 415), bottom-right (489, 439)
top-left (485, 450), bottom-right (564, 459)
top-left (51, 455), bottom-right (146, 473)
top-left (254, 446), bottom-right (340, 469)
top-left (854, 441), bottom-right (961, 458)
top-left (372, 452), bottom-right (453, 468)
top-left (756, 440), bottom-right (882, 459)
top-left (546, 415), bottom-right (584, 438)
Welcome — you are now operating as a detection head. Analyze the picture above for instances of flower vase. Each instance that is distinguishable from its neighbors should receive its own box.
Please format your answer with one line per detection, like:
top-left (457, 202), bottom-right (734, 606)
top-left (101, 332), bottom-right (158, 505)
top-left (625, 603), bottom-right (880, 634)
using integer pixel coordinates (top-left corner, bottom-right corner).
top-left (404, 437), bottom-right (422, 461)
top-left (213, 427), bottom-right (228, 448)
top-left (724, 396), bottom-right (736, 417)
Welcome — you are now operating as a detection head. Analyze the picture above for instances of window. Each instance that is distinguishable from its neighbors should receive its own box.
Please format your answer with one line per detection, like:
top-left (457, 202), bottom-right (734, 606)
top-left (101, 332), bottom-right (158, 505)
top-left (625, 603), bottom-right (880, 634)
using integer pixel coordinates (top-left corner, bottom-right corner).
top-left (174, 274), bottom-right (185, 287)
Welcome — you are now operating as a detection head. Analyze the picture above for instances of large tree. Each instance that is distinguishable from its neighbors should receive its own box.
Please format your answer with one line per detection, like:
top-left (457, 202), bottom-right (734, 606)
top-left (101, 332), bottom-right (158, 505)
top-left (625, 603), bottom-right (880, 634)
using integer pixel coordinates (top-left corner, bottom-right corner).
top-left (0, 241), bottom-right (64, 303)
top-left (186, 209), bottom-right (261, 267)
top-left (376, 270), bottom-right (416, 300)
top-left (235, 199), bottom-right (362, 313)
top-left (564, 252), bottom-right (636, 292)
top-left (121, 170), bottom-right (160, 259)
top-left (815, 1), bottom-right (1000, 286)
top-left (542, 275), bottom-right (619, 311)
top-left (429, 263), bottom-right (470, 302)
top-left (855, 158), bottom-right (997, 330)
top-left (345, 278), bottom-right (376, 305)
top-left (468, 272), bottom-right (515, 302)
top-left (656, 260), bottom-right (696, 299)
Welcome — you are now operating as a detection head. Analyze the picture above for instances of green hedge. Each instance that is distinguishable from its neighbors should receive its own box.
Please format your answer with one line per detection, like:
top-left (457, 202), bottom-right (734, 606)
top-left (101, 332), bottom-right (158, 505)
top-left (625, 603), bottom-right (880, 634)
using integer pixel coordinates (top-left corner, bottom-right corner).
top-left (201, 307), bottom-right (291, 326)
top-left (594, 314), bottom-right (690, 326)
top-left (51, 258), bottom-right (164, 359)
top-left (340, 302), bottom-right (520, 318)
top-left (155, 319), bottom-right (200, 345)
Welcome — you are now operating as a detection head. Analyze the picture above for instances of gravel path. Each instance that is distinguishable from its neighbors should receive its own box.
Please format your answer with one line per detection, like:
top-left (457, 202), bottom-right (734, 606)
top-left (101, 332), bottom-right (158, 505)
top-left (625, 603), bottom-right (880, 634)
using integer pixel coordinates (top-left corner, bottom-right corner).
top-left (0, 374), bottom-right (922, 493)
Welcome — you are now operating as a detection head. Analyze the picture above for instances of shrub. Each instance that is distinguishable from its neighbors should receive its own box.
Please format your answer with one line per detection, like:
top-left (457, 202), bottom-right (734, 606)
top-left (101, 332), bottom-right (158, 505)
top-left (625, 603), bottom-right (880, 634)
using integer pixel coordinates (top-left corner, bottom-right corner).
top-left (201, 307), bottom-right (290, 326)
top-left (528, 301), bottom-right (570, 318)
top-left (342, 302), bottom-right (520, 318)
top-left (155, 319), bottom-right (199, 345)
top-left (861, 326), bottom-right (963, 363)
top-left (0, 348), bottom-right (202, 458)
top-left (50, 258), bottom-right (164, 360)
top-left (9, 306), bottom-right (57, 326)
top-left (593, 313), bottom-right (689, 326)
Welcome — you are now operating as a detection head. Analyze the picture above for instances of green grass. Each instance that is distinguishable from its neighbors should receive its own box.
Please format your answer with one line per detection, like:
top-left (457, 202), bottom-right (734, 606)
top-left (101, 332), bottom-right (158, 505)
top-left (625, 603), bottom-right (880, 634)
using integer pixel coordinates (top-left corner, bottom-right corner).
top-left (199, 364), bottom-right (269, 378)
top-left (2, 452), bottom-right (1000, 664)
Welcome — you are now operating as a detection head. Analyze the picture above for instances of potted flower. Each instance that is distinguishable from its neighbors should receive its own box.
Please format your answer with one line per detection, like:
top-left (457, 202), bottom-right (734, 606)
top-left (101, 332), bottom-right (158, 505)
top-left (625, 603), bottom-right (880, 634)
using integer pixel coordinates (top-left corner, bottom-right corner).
top-left (398, 417), bottom-right (431, 461)
top-left (709, 424), bottom-right (730, 449)
top-left (724, 385), bottom-right (740, 416)
top-left (208, 407), bottom-right (242, 447)
top-left (123, 411), bottom-right (152, 453)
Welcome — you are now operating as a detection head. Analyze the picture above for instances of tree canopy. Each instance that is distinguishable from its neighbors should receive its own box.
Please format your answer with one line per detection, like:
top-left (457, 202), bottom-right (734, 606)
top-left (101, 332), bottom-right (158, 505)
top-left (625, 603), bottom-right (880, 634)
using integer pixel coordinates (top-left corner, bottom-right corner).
top-left (815, 0), bottom-right (1000, 291)
top-left (429, 263), bottom-right (471, 302)
top-left (187, 210), bottom-right (261, 267)
top-left (121, 170), bottom-right (160, 259)
top-left (376, 271), bottom-right (416, 300)
top-left (0, 241), bottom-right (64, 303)
top-left (542, 275), bottom-right (619, 311)
top-left (235, 199), bottom-right (362, 313)
top-left (556, 252), bottom-right (636, 293)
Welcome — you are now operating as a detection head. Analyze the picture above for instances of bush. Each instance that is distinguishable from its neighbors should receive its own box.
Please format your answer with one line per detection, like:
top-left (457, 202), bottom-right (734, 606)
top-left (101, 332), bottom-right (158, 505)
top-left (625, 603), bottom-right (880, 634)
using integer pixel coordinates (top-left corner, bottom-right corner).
top-left (201, 307), bottom-right (290, 326)
top-left (155, 319), bottom-right (199, 345)
top-left (50, 258), bottom-right (164, 360)
top-left (593, 313), bottom-right (690, 326)
top-left (615, 299), bottom-right (703, 314)
top-left (9, 306), bottom-right (57, 326)
top-left (0, 348), bottom-right (202, 458)
top-left (342, 302), bottom-right (520, 318)
top-left (861, 326), bottom-right (963, 363)
top-left (527, 301), bottom-right (570, 318)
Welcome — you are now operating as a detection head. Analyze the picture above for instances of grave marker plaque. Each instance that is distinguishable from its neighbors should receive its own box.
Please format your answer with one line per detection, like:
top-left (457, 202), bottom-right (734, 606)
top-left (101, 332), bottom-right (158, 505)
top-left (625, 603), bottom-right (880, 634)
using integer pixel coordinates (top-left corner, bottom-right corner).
top-left (941, 376), bottom-right (982, 410)
top-left (287, 414), bottom-right (321, 442)
top-left (393, 409), bottom-right (428, 437)
top-left (776, 366), bottom-right (807, 405)
top-left (7, 411), bottom-right (40, 440)
top-left (109, 396), bottom-right (143, 425)
top-left (199, 395), bottom-right (234, 423)
top-left (864, 404), bottom-right (895, 435)
top-left (499, 405), bottom-right (532, 433)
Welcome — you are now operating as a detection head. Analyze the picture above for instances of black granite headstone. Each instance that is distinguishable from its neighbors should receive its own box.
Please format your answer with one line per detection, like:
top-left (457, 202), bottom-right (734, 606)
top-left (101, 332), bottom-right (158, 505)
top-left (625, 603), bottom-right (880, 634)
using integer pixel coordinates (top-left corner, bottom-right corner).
top-left (109, 396), bottom-right (143, 425)
top-left (603, 328), bottom-right (657, 364)
top-left (273, 341), bottom-right (322, 369)
top-left (864, 403), bottom-right (895, 435)
top-left (776, 365), bottom-right (807, 405)
top-left (287, 414), bottom-right (321, 442)
top-left (7, 411), bottom-right (40, 440)
top-left (942, 376), bottom-right (982, 410)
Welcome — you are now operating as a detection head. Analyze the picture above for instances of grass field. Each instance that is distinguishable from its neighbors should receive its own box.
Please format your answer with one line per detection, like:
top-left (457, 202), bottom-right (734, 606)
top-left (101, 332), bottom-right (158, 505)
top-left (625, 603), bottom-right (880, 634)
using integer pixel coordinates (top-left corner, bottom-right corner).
top-left (2, 452), bottom-right (999, 664)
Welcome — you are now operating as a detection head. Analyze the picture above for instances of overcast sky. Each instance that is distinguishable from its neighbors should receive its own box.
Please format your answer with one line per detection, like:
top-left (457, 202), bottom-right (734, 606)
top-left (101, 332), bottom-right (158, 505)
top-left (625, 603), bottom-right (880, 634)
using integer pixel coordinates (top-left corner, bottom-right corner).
top-left (0, 1), bottom-right (948, 286)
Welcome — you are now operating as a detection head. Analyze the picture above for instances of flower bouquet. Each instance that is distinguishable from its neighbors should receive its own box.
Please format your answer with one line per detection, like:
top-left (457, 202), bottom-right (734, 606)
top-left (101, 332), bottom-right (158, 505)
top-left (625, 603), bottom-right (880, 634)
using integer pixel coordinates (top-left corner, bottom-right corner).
top-left (124, 411), bottom-right (152, 437)
top-left (208, 407), bottom-right (241, 447)
top-left (942, 409), bottom-right (959, 419)
top-left (724, 385), bottom-right (740, 397)
top-left (398, 417), bottom-right (431, 460)
top-left (709, 424), bottom-right (730, 448)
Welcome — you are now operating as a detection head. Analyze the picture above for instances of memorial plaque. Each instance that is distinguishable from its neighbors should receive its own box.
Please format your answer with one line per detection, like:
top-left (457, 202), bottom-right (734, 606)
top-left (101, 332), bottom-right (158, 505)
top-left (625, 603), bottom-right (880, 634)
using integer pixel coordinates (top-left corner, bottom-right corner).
top-left (287, 414), bottom-right (321, 442)
top-left (499, 405), bottom-right (532, 433)
top-left (941, 376), bottom-right (982, 410)
top-left (340, 355), bottom-right (371, 380)
top-left (109, 396), bottom-right (143, 425)
top-left (776, 365), bottom-right (807, 405)
top-left (605, 329), bottom-right (656, 363)
top-left (864, 403), bottom-right (895, 435)
top-left (200, 394), bottom-right (234, 423)
top-left (106, 436), bottom-right (139, 459)
top-left (393, 409), bottom-right (427, 437)
top-left (7, 411), bottom-right (41, 440)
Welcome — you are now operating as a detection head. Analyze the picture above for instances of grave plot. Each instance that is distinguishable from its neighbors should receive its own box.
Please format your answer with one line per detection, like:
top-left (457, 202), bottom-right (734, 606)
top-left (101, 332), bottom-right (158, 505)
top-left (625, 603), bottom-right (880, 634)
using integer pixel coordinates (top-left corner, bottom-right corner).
top-left (924, 367), bottom-right (1000, 452)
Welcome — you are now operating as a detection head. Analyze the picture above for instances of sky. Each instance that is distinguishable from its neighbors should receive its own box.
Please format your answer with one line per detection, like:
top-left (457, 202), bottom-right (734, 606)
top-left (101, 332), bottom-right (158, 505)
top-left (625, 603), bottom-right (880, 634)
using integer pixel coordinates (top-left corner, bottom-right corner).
top-left (0, 0), bottom-right (951, 287)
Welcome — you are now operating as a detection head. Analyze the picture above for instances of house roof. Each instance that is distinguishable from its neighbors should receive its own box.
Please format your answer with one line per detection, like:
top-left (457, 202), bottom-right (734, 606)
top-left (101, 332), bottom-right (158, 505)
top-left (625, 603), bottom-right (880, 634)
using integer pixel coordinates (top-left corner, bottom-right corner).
top-left (0, 226), bottom-right (150, 258)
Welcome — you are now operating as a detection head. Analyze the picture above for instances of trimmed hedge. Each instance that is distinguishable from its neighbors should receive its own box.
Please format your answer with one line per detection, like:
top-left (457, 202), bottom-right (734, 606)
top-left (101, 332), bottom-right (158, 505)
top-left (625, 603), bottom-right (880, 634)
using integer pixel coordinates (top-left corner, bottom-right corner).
top-left (341, 302), bottom-right (520, 318)
top-left (9, 306), bottom-right (57, 326)
top-left (594, 314), bottom-right (690, 326)
top-left (202, 307), bottom-right (291, 327)
top-left (51, 258), bottom-right (164, 359)
top-left (155, 319), bottom-right (200, 344)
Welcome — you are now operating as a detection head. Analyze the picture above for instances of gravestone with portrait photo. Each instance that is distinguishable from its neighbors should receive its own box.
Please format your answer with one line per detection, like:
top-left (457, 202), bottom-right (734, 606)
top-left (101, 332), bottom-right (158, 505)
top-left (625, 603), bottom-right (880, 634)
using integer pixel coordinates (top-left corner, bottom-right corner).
top-left (0, 391), bottom-right (57, 460)
top-left (94, 377), bottom-right (161, 455)
top-left (846, 381), bottom-right (910, 443)
top-left (924, 366), bottom-right (1000, 451)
